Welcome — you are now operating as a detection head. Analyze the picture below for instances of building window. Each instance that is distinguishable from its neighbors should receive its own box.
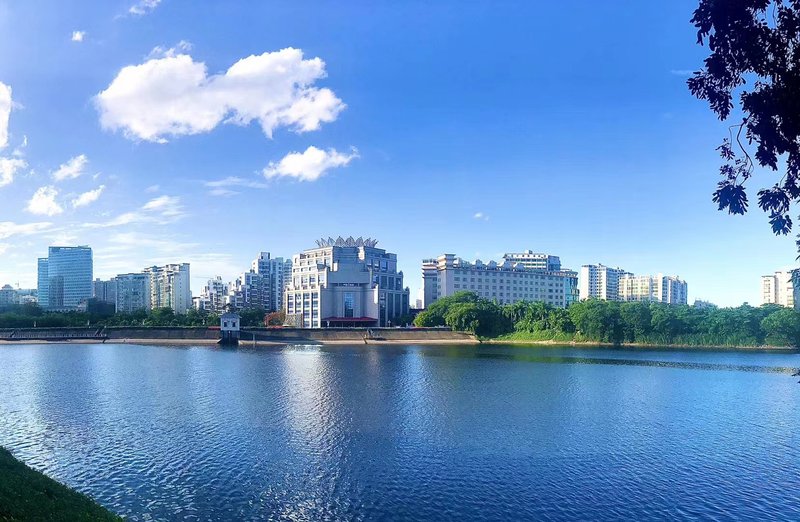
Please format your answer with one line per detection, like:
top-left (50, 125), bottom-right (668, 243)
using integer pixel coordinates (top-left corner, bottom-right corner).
top-left (344, 292), bottom-right (354, 318)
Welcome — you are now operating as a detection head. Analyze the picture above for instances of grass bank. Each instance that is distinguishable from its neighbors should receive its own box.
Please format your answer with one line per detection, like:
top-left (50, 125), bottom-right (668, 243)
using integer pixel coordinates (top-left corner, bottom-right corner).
top-left (0, 447), bottom-right (121, 521)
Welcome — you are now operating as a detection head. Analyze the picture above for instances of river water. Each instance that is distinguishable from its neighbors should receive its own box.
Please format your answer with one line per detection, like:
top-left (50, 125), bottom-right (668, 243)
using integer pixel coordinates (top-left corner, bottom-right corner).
top-left (0, 343), bottom-right (798, 520)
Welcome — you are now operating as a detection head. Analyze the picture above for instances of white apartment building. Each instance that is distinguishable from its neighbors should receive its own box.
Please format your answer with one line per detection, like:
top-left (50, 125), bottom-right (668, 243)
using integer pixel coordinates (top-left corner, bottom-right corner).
top-left (115, 273), bottom-right (151, 313)
top-left (422, 254), bottom-right (577, 308)
top-left (285, 237), bottom-right (410, 328)
top-left (618, 274), bottom-right (688, 305)
top-left (144, 263), bottom-right (191, 314)
top-left (197, 276), bottom-right (229, 314)
top-left (761, 270), bottom-right (795, 307)
top-left (579, 264), bottom-right (631, 301)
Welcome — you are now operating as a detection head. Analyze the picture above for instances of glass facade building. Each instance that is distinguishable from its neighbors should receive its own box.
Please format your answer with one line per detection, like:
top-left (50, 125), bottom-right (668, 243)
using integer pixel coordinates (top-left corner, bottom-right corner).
top-left (37, 246), bottom-right (93, 310)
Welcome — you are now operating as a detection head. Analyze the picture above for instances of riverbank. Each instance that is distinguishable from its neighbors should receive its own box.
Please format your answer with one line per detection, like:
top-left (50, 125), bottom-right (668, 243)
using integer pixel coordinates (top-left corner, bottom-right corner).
top-left (0, 447), bottom-right (120, 521)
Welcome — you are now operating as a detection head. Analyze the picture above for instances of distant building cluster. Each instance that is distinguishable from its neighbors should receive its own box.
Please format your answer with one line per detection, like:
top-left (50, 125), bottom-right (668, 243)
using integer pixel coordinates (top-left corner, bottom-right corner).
top-left (19, 236), bottom-right (795, 325)
top-left (94, 263), bottom-right (192, 314)
top-left (194, 252), bottom-right (291, 315)
top-left (579, 264), bottom-right (687, 305)
top-left (422, 252), bottom-right (687, 308)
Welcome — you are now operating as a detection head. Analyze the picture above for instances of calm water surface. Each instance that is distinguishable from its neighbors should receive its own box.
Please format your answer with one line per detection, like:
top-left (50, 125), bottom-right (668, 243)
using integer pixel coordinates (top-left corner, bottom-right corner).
top-left (0, 343), bottom-right (799, 521)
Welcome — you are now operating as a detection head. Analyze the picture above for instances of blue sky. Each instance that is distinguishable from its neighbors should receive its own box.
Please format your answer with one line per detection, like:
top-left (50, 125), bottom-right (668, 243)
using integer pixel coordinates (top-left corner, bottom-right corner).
top-left (0, 0), bottom-right (795, 307)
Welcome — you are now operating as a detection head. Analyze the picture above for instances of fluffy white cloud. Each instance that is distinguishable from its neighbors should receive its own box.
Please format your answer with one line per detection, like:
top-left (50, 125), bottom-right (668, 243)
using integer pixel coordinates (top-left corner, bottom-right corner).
top-left (473, 212), bottom-right (489, 221)
top-left (0, 157), bottom-right (26, 187)
top-left (26, 186), bottom-right (63, 216)
top-left (95, 47), bottom-right (345, 142)
top-left (0, 81), bottom-right (11, 148)
top-left (0, 221), bottom-right (53, 240)
top-left (72, 185), bottom-right (105, 208)
top-left (129, 0), bottom-right (161, 15)
top-left (71, 31), bottom-right (86, 42)
top-left (52, 154), bottom-right (88, 181)
top-left (263, 146), bottom-right (358, 182)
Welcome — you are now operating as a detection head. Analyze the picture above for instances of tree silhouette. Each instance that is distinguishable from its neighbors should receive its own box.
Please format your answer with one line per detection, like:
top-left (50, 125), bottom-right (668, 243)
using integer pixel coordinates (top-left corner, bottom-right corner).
top-left (689, 0), bottom-right (800, 244)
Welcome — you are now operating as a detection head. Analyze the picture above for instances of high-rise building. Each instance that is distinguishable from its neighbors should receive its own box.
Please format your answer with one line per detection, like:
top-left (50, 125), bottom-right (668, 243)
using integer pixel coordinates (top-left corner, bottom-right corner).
top-left (92, 278), bottom-right (116, 304)
top-left (285, 236), bottom-right (410, 328)
top-left (115, 273), bottom-right (151, 313)
top-left (618, 274), bottom-right (688, 304)
top-left (761, 270), bottom-right (794, 307)
top-left (144, 263), bottom-right (191, 314)
top-left (37, 258), bottom-right (49, 308)
top-left (422, 254), bottom-right (577, 308)
top-left (251, 252), bottom-right (291, 312)
top-left (36, 246), bottom-right (93, 310)
top-left (197, 276), bottom-right (229, 313)
top-left (579, 264), bottom-right (630, 301)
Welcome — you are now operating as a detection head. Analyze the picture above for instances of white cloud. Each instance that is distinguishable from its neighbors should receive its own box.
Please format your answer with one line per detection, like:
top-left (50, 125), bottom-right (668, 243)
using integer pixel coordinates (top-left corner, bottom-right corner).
top-left (72, 185), bottom-right (105, 208)
top-left (95, 47), bottom-right (345, 142)
top-left (145, 184), bottom-right (160, 193)
top-left (670, 69), bottom-right (695, 76)
top-left (26, 186), bottom-right (63, 216)
top-left (203, 176), bottom-right (269, 196)
top-left (0, 221), bottom-right (53, 240)
top-left (12, 135), bottom-right (27, 157)
top-left (263, 146), bottom-right (357, 182)
top-left (473, 212), bottom-right (489, 221)
top-left (52, 154), bottom-right (88, 181)
top-left (71, 31), bottom-right (86, 42)
top-left (84, 194), bottom-right (186, 228)
top-left (0, 81), bottom-right (11, 148)
top-left (129, 0), bottom-right (161, 15)
top-left (142, 194), bottom-right (181, 215)
top-left (0, 157), bottom-right (26, 187)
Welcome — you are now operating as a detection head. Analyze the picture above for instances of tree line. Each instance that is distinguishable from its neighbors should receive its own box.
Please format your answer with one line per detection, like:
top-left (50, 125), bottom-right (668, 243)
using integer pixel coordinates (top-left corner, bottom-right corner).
top-left (0, 302), bottom-right (278, 329)
top-left (413, 291), bottom-right (800, 347)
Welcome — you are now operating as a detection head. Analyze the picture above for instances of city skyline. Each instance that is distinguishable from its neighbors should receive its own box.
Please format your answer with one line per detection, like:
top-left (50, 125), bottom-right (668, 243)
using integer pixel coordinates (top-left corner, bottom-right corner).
top-left (1, 1), bottom-right (799, 307)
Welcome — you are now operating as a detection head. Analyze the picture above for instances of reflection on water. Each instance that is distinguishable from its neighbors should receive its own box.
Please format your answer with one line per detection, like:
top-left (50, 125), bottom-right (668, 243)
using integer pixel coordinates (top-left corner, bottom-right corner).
top-left (0, 343), bottom-right (798, 521)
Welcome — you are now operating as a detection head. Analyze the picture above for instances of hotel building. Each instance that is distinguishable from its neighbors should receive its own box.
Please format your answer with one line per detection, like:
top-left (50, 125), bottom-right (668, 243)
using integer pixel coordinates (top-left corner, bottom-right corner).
top-left (761, 270), bottom-right (795, 307)
top-left (618, 274), bottom-right (688, 305)
top-left (285, 237), bottom-right (410, 328)
top-left (422, 253), bottom-right (578, 308)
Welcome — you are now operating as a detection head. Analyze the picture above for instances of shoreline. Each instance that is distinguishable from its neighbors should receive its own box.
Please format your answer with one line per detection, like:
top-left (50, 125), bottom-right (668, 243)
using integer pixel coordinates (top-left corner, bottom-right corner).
top-left (1, 337), bottom-right (797, 351)
top-left (0, 338), bottom-right (481, 346)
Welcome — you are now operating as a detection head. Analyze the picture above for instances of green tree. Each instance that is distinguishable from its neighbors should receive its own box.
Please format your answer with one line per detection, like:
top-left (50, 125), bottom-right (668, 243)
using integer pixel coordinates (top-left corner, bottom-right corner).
top-left (689, 1), bottom-right (800, 239)
top-left (761, 308), bottom-right (800, 347)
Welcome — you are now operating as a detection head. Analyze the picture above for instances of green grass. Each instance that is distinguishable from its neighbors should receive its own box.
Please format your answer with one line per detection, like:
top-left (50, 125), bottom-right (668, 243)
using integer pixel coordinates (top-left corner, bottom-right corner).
top-left (0, 447), bottom-right (121, 521)
top-left (489, 330), bottom-right (578, 342)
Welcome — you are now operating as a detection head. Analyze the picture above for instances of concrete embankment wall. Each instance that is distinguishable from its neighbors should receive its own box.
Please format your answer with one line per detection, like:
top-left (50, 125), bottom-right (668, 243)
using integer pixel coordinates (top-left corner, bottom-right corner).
top-left (1, 326), bottom-right (476, 344)
top-left (243, 327), bottom-right (476, 343)
top-left (105, 327), bottom-right (219, 340)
